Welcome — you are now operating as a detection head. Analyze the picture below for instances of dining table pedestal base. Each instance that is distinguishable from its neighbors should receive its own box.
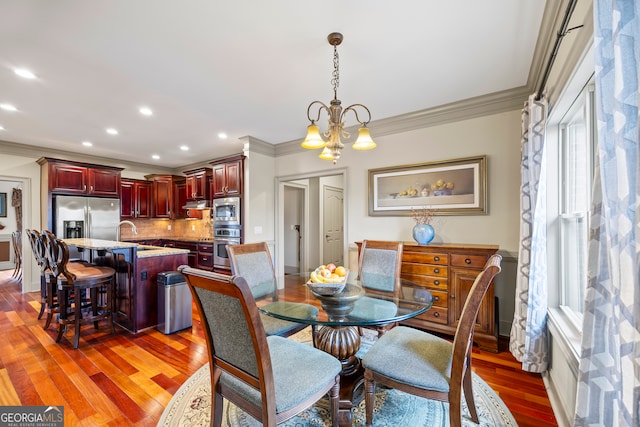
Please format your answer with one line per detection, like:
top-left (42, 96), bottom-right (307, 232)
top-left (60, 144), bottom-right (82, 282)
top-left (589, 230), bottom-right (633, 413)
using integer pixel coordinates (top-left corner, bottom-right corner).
top-left (315, 325), bottom-right (364, 427)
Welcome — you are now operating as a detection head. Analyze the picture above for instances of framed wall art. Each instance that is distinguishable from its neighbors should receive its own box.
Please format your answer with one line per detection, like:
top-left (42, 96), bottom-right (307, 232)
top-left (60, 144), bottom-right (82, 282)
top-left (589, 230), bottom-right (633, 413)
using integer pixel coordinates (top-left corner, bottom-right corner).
top-left (368, 155), bottom-right (487, 216)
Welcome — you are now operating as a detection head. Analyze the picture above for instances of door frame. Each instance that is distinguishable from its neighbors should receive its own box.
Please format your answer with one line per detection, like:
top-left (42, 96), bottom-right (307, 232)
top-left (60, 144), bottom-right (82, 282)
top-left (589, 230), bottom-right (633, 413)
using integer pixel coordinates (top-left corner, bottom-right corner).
top-left (0, 175), bottom-right (33, 294)
top-left (275, 168), bottom-right (348, 279)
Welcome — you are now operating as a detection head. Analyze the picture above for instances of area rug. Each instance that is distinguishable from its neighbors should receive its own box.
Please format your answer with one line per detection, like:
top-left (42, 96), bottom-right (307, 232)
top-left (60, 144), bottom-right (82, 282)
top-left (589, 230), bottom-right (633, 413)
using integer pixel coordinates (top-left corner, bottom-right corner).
top-left (159, 330), bottom-right (517, 426)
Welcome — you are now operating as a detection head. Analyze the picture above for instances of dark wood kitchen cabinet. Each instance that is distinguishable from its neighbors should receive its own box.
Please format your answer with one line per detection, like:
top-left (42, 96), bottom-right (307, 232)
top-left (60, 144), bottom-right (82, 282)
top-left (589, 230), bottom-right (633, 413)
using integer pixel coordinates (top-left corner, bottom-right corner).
top-left (173, 178), bottom-right (202, 219)
top-left (183, 167), bottom-right (212, 201)
top-left (115, 251), bottom-right (188, 333)
top-left (120, 179), bottom-right (152, 219)
top-left (196, 241), bottom-right (214, 271)
top-left (38, 157), bottom-right (122, 197)
top-left (145, 174), bottom-right (183, 219)
top-left (210, 154), bottom-right (244, 198)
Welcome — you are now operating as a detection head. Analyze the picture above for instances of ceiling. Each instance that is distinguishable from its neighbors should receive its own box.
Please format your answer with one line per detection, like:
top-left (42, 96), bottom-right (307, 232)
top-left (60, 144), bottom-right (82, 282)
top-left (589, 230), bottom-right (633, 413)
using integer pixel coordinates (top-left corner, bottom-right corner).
top-left (0, 1), bottom-right (548, 168)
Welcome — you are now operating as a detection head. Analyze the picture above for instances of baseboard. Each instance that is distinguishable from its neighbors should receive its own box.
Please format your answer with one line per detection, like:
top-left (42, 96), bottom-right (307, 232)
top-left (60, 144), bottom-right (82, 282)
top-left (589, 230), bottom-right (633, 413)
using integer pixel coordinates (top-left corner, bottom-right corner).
top-left (543, 372), bottom-right (572, 427)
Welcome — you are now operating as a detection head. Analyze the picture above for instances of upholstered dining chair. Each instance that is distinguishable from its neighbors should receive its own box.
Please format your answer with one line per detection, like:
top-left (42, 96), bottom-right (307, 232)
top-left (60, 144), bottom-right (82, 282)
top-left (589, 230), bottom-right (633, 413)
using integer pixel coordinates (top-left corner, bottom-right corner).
top-left (362, 254), bottom-right (502, 427)
top-left (42, 231), bottom-right (116, 349)
top-left (178, 266), bottom-right (341, 427)
top-left (227, 242), bottom-right (318, 338)
top-left (350, 240), bottom-right (404, 337)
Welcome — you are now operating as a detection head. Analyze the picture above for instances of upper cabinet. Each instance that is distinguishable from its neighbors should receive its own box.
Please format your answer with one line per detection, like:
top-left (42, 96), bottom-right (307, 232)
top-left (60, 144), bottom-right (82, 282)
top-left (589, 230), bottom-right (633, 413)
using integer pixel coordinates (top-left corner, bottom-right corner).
top-left (145, 174), bottom-right (183, 219)
top-left (37, 157), bottom-right (122, 197)
top-left (183, 167), bottom-right (212, 201)
top-left (210, 154), bottom-right (244, 198)
top-left (120, 179), bottom-right (152, 219)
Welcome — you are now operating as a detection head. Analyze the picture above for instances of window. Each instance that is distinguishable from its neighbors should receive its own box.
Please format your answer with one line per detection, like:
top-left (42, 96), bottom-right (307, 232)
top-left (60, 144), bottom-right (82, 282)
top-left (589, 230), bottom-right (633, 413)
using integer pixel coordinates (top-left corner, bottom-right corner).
top-left (558, 80), bottom-right (596, 320)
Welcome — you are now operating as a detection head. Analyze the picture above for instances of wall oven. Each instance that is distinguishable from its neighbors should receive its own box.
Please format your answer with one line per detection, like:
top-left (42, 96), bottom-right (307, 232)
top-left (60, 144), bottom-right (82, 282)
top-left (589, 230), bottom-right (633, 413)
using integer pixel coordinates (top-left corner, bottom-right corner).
top-left (212, 197), bottom-right (240, 226)
top-left (213, 226), bottom-right (241, 269)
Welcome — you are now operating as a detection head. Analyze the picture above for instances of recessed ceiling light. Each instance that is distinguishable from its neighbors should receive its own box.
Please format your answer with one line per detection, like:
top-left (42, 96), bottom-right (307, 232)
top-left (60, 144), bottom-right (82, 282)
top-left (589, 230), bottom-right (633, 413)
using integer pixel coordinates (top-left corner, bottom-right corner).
top-left (139, 107), bottom-right (153, 116)
top-left (0, 103), bottom-right (17, 112)
top-left (106, 128), bottom-right (118, 135)
top-left (180, 145), bottom-right (189, 151)
top-left (0, 125), bottom-right (4, 131)
top-left (218, 132), bottom-right (228, 139)
top-left (152, 154), bottom-right (160, 160)
top-left (14, 68), bottom-right (36, 79)
top-left (82, 141), bottom-right (93, 147)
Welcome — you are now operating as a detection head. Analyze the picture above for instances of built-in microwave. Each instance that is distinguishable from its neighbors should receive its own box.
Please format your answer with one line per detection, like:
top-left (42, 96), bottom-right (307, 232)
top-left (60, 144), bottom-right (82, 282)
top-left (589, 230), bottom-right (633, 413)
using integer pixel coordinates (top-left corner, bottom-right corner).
top-left (212, 197), bottom-right (240, 226)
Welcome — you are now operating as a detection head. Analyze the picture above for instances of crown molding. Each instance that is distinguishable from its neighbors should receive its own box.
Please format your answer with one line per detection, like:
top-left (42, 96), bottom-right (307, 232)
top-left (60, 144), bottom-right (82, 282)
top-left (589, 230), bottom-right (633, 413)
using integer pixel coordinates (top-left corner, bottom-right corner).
top-left (240, 135), bottom-right (276, 157)
top-left (275, 85), bottom-right (529, 157)
top-left (0, 139), bottom-right (172, 174)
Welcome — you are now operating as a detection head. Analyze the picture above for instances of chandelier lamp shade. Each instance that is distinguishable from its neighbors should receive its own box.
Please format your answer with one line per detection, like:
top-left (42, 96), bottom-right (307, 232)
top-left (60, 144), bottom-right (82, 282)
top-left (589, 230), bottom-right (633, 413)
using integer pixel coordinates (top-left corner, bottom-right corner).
top-left (301, 32), bottom-right (376, 164)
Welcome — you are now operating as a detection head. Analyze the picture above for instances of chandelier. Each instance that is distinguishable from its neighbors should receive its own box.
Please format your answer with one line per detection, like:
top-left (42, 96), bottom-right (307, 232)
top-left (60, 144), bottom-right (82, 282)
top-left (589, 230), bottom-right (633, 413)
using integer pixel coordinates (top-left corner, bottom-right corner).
top-left (301, 32), bottom-right (376, 164)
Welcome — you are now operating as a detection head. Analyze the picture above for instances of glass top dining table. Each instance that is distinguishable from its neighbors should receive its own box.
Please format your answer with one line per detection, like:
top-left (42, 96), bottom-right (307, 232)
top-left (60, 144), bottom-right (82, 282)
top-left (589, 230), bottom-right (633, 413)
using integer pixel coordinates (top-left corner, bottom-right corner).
top-left (254, 271), bottom-right (433, 327)
top-left (253, 271), bottom-right (433, 426)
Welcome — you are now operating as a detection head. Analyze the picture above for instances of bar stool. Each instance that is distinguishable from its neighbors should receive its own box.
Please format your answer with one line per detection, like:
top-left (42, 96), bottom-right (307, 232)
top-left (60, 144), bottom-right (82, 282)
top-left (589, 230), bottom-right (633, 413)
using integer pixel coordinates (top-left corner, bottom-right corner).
top-left (32, 230), bottom-right (89, 329)
top-left (42, 232), bottom-right (116, 349)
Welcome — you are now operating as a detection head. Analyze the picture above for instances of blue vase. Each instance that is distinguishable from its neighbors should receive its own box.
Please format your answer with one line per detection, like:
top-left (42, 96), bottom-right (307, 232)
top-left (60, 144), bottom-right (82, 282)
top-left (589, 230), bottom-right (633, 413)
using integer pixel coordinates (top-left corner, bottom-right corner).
top-left (413, 224), bottom-right (435, 245)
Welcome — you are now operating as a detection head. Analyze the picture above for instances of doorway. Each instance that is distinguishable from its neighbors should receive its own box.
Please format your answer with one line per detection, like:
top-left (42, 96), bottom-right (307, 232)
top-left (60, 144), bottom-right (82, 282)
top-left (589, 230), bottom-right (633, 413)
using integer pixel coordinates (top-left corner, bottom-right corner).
top-left (275, 169), bottom-right (347, 277)
top-left (0, 176), bottom-right (32, 293)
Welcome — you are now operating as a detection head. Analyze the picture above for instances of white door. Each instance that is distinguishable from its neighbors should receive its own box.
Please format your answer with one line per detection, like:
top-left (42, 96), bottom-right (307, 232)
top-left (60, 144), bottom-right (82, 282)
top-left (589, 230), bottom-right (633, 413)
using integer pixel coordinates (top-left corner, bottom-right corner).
top-left (322, 185), bottom-right (343, 266)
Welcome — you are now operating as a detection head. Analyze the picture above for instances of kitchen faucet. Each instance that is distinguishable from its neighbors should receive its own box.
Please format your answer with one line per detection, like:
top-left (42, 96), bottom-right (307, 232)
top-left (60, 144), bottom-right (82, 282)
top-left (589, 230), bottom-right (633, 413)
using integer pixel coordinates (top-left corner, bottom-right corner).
top-left (117, 220), bottom-right (138, 241)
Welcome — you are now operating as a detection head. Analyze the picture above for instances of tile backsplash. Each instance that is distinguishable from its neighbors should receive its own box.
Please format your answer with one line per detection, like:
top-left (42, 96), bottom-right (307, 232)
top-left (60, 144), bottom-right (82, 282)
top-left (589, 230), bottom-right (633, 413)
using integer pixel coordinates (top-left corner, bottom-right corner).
top-left (119, 212), bottom-right (213, 241)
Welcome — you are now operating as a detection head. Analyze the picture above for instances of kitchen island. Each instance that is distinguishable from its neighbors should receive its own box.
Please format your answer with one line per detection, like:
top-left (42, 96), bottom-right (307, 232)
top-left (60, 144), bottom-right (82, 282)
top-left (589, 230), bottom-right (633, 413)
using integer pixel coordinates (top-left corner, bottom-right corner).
top-left (64, 238), bottom-right (189, 333)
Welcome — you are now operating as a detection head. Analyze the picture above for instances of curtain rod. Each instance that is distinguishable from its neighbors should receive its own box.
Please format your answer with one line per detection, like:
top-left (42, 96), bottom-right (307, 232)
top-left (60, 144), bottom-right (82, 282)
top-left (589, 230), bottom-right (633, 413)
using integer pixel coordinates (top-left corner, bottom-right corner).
top-left (535, 0), bottom-right (583, 100)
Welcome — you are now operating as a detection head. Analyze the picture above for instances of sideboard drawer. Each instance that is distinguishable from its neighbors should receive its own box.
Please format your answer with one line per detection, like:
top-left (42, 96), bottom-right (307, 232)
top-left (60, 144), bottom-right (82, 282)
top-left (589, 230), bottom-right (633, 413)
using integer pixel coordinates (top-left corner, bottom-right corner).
top-left (401, 263), bottom-right (448, 277)
top-left (451, 254), bottom-right (487, 268)
top-left (402, 252), bottom-right (448, 265)
top-left (413, 306), bottom-right (448, 325)
top-left (401, 272), bottom-right (448, 289)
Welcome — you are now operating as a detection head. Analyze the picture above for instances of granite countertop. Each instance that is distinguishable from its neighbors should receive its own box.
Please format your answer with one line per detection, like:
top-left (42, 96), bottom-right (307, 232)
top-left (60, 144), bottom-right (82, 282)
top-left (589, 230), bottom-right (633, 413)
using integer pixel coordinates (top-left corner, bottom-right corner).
top-left (135, 245), bottom-right (190, 258)
top-left (63, 238), bottom-right (189, 259)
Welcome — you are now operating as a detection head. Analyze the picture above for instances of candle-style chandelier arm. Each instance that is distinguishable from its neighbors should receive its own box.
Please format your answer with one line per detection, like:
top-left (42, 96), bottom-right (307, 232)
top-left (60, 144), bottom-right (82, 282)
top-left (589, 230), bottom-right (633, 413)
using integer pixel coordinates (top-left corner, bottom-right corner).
top-left (341, 103), bottom-right (372, 126)
top-left (306, 100), bottom-right (331, 123)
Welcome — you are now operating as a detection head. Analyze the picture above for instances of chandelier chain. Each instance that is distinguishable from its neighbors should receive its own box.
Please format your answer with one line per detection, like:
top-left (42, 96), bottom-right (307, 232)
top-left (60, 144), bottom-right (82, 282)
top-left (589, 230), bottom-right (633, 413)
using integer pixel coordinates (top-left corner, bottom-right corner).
top-left (332, 44), bottom-right (339, 100)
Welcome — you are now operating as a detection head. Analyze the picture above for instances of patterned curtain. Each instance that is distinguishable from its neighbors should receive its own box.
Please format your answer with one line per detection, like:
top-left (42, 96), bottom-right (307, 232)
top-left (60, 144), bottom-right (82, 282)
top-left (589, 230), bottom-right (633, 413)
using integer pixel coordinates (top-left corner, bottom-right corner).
top-left (509, 94), bottom-right (549, 373)
top-left (575, 2), bottom-right (640, 425)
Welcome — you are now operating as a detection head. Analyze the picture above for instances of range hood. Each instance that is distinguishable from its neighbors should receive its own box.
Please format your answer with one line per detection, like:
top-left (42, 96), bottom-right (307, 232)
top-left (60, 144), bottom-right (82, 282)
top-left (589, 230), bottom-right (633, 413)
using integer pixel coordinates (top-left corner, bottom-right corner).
top-left (182, 200), bottom-right (210, 210)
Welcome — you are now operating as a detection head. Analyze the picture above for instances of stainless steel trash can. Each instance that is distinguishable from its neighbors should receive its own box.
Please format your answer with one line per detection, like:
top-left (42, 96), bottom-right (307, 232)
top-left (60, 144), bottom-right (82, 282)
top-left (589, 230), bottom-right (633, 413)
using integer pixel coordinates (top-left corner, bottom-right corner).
top-left (158, 271), bottom-right (192, 334)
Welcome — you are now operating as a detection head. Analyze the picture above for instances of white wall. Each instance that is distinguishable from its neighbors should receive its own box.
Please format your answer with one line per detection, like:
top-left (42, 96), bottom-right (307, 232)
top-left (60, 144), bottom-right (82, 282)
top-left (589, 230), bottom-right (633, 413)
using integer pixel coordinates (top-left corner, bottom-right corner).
top-left (276, 110), bottom-right (522, 255)
top-left (272, 110), bottom-right (522, 334)
top-left (243, 150), bottom-right (276, 243)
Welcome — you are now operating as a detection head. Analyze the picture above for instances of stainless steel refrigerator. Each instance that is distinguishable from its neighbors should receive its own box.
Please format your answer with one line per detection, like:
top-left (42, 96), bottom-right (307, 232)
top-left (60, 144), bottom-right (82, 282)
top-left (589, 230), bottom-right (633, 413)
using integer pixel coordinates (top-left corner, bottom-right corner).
top-left (53, 195), bottom-right (121, 240)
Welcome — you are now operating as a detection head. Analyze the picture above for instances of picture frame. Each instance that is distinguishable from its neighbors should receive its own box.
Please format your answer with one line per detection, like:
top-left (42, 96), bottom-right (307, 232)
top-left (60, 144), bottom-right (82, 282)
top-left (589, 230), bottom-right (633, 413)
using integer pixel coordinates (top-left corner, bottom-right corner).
top-left (368, 155), bottom-right (487, 216)
top-left (0, 193), bottom-right (6, 217)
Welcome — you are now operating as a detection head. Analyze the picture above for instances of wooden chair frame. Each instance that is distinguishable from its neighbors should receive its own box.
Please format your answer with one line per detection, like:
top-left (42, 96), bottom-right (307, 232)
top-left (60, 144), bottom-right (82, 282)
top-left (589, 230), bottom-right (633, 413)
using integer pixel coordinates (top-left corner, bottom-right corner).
top-left (179, 267), bottom-right (340, 427)
top-left (364, 254), bottom-right (502, 427)
top-left (227, 242), bottom-right (312, 338)
top-left (357, 240), bottom-right (404, 337)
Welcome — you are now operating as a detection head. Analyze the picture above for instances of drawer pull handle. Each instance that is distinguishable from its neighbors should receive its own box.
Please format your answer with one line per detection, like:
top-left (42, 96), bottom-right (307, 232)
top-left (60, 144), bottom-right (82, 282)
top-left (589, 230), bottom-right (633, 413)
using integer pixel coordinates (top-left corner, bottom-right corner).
top-left (434, 280), bottom-right (440, 286)
top-left (433, 312), bottom-right (440, 318)
top-left (465, 258), bottom-right (471, 264)
top-left (434, 256), bottom-right (440, 262)
top-left (434, 268), bottom-right (440, 274)
top-left (451, 294), bottom-right (455, 299)
top-left (202, 257), bottom-right (208, 261)
top-left (433, 296), bottom-right (439, 301)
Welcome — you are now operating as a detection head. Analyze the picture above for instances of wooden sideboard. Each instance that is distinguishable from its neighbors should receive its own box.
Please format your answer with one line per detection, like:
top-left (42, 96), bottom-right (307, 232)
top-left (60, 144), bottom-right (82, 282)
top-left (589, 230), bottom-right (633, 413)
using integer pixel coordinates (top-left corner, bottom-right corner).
top-left (356, 242), bottom-right (500, 352)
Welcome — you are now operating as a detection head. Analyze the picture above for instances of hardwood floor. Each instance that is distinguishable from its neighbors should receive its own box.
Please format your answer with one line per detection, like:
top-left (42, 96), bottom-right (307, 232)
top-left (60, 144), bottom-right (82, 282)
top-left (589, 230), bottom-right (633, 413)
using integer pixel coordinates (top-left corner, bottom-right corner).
top-left (0, 270), bottom-right (557, 426)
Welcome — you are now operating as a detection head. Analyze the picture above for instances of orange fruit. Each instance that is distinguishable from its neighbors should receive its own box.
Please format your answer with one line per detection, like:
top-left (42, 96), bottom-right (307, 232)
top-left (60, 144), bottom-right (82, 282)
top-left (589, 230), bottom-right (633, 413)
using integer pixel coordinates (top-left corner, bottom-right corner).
top-left (335, 266), bottom-right (347, 277)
